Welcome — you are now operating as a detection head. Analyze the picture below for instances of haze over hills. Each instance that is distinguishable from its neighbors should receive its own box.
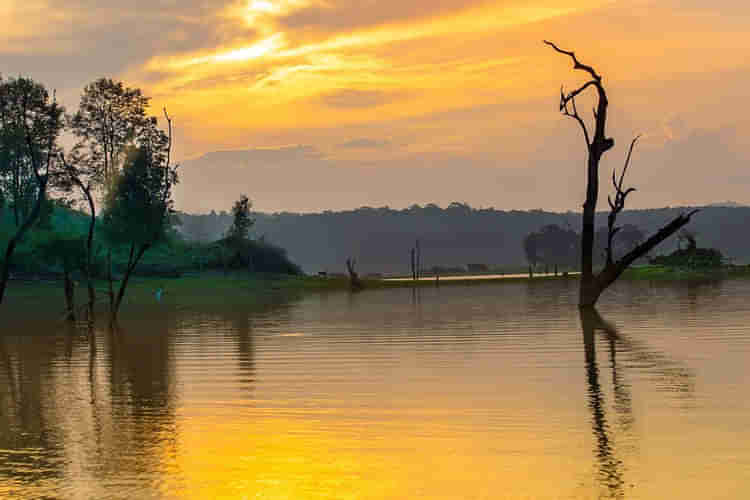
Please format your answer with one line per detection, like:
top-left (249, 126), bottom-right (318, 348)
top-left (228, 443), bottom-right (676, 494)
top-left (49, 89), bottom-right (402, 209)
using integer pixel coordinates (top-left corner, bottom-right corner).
top-left (178, 204), bottom-right (750, 275)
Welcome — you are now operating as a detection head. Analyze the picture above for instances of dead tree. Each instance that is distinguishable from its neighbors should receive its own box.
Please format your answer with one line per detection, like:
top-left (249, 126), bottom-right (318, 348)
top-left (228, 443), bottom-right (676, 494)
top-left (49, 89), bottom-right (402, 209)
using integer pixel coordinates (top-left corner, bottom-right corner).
top-left (545, 41), bottom-right (699, 307)
top-left (410, 248), bottom-right (416, 281)
top-left (415, 239), bottom-right (421, 280)
top-left (346, 258), bottom-right (363, 291)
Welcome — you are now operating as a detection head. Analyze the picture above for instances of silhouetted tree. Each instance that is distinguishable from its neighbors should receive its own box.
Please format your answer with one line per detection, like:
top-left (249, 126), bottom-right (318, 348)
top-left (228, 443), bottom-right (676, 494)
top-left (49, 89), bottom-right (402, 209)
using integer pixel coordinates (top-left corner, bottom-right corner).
top-left (524, 224), bottom-right (579, 270)
top-left (69, 78), bottom-right (150, 191)
top-left (523, 232), bottom-right (540, 269)
top-left (0, 77), bottom-right (63, 305)
top-left (545, 41), bottom-right (699, 307)
top-left (102, 109), bottom-right (177, 322)
top-left (346, 258), bottom-right (363, 291)
top-left (227, 195), bottom-right (253, 241)
top-left (224, 194), bottom-right (255, 269)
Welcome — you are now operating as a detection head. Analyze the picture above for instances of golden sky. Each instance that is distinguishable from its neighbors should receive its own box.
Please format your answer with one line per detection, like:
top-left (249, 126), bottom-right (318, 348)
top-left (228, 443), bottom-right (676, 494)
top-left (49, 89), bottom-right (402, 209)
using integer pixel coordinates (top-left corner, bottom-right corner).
top-left (3, 0), bottom-right (749, 212)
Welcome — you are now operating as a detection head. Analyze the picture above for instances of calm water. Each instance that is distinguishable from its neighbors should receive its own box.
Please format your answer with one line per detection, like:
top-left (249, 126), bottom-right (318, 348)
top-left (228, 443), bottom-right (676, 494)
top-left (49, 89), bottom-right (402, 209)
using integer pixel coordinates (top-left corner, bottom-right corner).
top-left (1, 279), bottom-right (750, 499)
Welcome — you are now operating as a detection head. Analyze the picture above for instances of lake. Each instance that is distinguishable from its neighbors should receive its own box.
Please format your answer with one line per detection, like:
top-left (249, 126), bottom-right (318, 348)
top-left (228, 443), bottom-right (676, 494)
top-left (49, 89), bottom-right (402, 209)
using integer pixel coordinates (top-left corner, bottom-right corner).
top-left (1, 278), bottom-right (749, 499)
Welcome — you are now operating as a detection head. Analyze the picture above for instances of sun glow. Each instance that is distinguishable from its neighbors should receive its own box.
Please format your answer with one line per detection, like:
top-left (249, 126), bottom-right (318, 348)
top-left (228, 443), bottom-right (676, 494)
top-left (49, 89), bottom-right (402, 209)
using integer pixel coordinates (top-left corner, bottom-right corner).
top-left (212, 33), bottom-right (285, 63)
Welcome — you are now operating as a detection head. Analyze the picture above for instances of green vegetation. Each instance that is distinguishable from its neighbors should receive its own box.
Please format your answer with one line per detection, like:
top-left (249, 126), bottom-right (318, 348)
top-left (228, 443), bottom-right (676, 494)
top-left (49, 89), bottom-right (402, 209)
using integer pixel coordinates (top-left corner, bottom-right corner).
top-left (0, 75), bottom-right (304, 322)
top-left (623, 265), bottom-right (750, 281)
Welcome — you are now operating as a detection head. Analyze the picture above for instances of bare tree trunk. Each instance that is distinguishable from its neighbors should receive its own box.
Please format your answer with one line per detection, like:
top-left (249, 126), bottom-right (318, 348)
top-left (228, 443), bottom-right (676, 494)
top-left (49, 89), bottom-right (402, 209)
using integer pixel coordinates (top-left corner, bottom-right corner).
top-left (416, 239), bottom-right (421, 280)
top-left (412, 248), bottom-right (416, 280)
top-left (111, 243), bottom-right (149, 322)
top-left (107, 249), bottom-right (114, 314)
top-left (84, 187), bottom-right (96, 320)
top-left (346, 258), bottom-right (363, 291)
top-left (0, 176), bottom-right (48, 305)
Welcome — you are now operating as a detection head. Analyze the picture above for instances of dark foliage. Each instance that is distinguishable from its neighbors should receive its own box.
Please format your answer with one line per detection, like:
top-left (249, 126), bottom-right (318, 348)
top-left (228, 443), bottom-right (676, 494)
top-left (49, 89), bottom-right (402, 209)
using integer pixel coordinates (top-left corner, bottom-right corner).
top-left (215, 236), bottom-right (301, 275)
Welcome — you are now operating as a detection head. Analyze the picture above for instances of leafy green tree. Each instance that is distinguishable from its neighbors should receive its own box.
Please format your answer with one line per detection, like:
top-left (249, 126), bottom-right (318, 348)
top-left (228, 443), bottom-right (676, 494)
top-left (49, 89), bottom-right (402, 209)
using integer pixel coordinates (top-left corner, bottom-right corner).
top-left (69, 78), bottom-right (150, 191)
top-left (102, 111), bottom-right (177, 322)
top-left (523, 232), bottom-right (539, 269)
top-left (223, 194), bottom-right (255, 269)
top-left (227, 194), bottom-right (253, 243)
top-left (0, 76), bottom-right (63, 305)
top-left (524, 225), bottom-right (579, 270)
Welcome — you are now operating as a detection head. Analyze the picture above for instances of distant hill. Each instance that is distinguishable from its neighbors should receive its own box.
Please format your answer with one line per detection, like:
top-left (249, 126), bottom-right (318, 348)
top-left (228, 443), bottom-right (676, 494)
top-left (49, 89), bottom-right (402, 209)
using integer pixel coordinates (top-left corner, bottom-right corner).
top-left (177, 204), bottom-right (750, 275)
top-left (706, 201), bottom-right (748, 208)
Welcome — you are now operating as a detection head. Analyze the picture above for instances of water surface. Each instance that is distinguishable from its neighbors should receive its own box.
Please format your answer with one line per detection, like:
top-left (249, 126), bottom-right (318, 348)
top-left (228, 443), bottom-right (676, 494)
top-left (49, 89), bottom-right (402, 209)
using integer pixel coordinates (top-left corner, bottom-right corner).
top-left (1, 278), bottom-right (749, 499)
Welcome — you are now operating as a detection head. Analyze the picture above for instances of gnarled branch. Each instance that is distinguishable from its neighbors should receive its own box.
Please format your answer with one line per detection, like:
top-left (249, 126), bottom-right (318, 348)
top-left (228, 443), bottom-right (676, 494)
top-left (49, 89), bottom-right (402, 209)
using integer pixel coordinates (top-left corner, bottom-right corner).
top-left (561, 91), bottom-right (591, 147)
top-left (544, 40), bottom-right (602, 81)
top-left (605, 136), bottom-right (639, 264)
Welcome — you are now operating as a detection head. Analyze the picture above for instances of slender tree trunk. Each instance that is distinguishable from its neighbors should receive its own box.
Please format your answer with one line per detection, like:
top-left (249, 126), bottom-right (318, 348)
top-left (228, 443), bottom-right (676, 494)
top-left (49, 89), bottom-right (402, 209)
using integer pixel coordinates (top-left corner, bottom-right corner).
top-left (410, 248), bottom-right (416, 281)
top-left (0, 176), bottom-right (48, 305)
top-left (12, 167), bottom-right (19, 228)
top-left (83, 186), bottom-right (96, 319)
top-left (416, 239), bottom-right (421, 280)
top-left (63, 269), bottom-right (76, 322)
top-left (346, 258), bottom-right (363, 291)
top-left (107, 249), bottom-right (114, 314)
top-left (111, 243), bottom-right (149, 322)
top-left (85, 223), bottom-right (96, 319)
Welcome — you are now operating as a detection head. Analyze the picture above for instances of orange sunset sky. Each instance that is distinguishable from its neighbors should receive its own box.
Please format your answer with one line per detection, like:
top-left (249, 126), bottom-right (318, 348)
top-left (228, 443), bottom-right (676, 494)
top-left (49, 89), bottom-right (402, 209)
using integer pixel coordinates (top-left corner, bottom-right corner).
top-left (3, 0), bottom-right (749, 213)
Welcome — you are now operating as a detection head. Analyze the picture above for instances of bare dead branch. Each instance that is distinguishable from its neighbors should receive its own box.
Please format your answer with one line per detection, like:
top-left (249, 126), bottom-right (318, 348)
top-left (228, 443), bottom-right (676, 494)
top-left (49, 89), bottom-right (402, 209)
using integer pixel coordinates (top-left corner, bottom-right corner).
top-left (543, 40), bottom-right (602, 81)
top-left (564, 80), bottom-right (599, 103)
top-left (561, 93), bottom-right (591, 147)
top-left (163, 107), bottom-right (172, 169)
top-left (604, 136), bottom-right (642, 264)
top-left (618, 136), bottom-right (640, 190)
top-left (599, 209), bottom-right (701, 288)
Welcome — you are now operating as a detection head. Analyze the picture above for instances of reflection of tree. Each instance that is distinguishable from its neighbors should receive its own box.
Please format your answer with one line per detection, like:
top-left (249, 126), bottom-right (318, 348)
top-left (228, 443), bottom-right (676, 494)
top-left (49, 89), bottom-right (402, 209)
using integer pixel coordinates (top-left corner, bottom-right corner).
top-left (580, 308), bottom-right (696, 498)
top-left (232, 312), bottom-right (255, 393)
top-left (0, 292), bottom-right (302, 496)
top-left (0, 333), bottom-right (63, 489)
top-left (580, 309), bottom-right (625, 499)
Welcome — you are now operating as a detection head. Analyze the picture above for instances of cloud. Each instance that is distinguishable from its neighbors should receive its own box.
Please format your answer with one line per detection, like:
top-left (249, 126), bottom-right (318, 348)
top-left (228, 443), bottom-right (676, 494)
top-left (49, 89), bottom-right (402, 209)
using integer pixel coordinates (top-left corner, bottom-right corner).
top-left (319, 89), bottom-right (403, 109)
top-left (278, 0), bottom-right (489, 31)
top-left (338, 138), bottom-right (392, 149)
top-left (194, 145), bottom-right (324, 165)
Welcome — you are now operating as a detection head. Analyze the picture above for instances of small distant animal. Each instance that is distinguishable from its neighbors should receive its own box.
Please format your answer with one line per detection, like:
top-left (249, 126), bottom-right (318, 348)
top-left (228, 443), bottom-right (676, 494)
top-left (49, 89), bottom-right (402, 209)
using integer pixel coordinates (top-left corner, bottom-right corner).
top-left (155, 288), bottom-right (164, 302)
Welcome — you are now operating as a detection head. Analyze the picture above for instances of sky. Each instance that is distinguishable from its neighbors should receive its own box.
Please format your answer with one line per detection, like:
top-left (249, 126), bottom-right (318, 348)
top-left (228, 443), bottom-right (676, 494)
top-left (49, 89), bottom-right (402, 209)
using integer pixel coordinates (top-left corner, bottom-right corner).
top-left (3, 0), bottom-right (749, 213)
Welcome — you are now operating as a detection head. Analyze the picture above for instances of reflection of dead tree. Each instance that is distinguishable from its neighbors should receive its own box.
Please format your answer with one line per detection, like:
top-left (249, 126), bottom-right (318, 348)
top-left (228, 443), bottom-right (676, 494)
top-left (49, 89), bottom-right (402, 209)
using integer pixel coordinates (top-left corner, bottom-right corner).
top-left (580, 309), bottom-right (626, 499)
top-left (580, 308), bottom-right (696, 497)
top-left (545, 41), bottom-right (699, 307)
top-left (346, 258), bottom-right (363, 291)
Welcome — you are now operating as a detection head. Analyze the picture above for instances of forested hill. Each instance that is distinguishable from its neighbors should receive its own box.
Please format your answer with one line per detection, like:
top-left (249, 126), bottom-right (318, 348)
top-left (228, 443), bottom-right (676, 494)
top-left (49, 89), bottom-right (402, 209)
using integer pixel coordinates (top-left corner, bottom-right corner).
top-left (177, 204), bottom-right (750, 275)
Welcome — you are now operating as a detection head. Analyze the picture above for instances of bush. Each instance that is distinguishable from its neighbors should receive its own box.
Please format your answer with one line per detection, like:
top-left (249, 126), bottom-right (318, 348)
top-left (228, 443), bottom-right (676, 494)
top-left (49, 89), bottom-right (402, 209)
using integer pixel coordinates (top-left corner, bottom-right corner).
top-left (650, 247), bottom-right (724, 269)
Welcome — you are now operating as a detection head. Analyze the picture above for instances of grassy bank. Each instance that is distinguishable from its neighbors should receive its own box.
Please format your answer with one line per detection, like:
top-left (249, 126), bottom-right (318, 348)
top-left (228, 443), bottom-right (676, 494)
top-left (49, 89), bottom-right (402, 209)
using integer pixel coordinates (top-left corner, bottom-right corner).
top-left (7, 265), bottom-right (750, 320)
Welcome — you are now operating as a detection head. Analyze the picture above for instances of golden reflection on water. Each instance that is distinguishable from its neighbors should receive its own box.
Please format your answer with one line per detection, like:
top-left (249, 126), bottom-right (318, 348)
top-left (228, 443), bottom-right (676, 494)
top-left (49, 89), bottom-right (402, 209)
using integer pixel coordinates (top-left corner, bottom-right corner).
top-left (2, 279), bottom-right (750, 498)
